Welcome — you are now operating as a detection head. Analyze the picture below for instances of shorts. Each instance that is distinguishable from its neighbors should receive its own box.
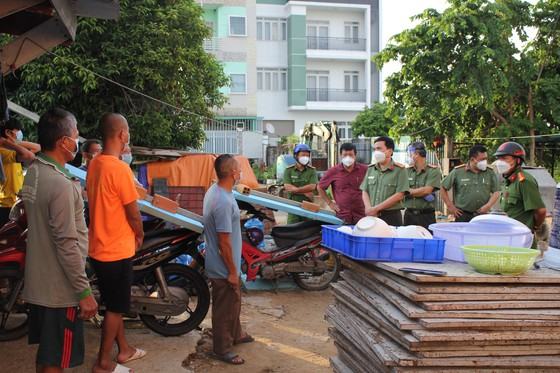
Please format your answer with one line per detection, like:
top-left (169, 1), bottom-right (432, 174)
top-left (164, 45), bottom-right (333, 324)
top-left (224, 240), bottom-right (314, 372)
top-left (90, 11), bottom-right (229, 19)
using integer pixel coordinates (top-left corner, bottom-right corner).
top-left (90, 257), bottom-right (133, 314)
top-left (28, 304), bottom-right (84, 368)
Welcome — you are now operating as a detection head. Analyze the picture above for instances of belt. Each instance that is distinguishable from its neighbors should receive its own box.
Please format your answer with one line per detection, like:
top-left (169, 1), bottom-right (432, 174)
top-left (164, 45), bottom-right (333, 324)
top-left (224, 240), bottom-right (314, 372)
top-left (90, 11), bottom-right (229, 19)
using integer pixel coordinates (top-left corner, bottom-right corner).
top-left (379, 209), bottom-right (402, 215)
top-left (407, 208), bottom-right (435, 215)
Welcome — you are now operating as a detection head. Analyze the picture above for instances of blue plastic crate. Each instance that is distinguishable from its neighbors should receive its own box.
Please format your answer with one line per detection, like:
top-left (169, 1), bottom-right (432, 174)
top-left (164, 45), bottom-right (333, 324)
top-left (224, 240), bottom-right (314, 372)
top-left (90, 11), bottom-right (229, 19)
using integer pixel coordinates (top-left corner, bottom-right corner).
top-left (321, 225), bottom-right (445, 263)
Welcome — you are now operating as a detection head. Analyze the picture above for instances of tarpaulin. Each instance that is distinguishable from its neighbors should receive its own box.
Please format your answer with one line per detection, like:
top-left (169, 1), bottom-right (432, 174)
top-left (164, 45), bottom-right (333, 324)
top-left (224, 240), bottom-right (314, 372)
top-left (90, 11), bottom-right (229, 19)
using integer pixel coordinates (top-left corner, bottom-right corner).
top-left (146, 154), bottom-right (259, 190)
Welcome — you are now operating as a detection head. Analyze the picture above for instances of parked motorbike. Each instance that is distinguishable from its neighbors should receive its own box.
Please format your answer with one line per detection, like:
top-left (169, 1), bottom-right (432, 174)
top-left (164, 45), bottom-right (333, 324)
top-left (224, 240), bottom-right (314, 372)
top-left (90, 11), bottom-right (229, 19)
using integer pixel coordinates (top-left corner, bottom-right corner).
top-left (0, 200), bottom-right (210, 341)
top-left (238, 201), bottom-right (340, 291)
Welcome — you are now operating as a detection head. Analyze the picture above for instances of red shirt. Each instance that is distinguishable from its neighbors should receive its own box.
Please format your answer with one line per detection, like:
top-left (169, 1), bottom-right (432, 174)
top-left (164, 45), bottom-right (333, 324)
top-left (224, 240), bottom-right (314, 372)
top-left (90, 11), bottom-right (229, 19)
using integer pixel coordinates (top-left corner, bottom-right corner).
top-left (319, 162), bottom-right (368, 224)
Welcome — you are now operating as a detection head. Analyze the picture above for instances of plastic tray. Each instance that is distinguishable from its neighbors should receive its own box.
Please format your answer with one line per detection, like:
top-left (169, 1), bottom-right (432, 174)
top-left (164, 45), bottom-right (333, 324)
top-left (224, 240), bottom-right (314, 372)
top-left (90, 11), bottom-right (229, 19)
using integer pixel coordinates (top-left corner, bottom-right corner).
top-left (322, 225), bottom-right (445, 263)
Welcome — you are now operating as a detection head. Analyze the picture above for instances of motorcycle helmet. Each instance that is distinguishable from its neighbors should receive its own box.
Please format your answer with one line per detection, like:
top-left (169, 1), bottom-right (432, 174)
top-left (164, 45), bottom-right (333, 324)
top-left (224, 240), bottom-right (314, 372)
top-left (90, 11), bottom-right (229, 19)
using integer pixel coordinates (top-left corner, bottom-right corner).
top-left (246, 227), bottom-right (264, 247)
top-left (493, 141), bottom-right (526, 162)
top-left (293, 143), bottom-right (311, 157)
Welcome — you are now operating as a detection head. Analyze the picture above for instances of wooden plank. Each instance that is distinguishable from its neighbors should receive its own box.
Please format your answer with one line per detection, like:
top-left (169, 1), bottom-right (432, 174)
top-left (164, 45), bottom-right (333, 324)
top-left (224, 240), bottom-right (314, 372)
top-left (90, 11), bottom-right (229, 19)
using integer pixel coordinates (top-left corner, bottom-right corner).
top-left (368, 260), bottom-right (560, 284)
top-left (411, 344), bottom-right (560, 352)
top-left (418, 347), bottom-right (560, 358)
top-left (420, 300), bottom-right (560, 311)
top-left (411, 329), bottom-right (560, 343)
top-left (419, 318), bottom-right (560, 330)
top-left (396, 368), bottom-right (559, 373)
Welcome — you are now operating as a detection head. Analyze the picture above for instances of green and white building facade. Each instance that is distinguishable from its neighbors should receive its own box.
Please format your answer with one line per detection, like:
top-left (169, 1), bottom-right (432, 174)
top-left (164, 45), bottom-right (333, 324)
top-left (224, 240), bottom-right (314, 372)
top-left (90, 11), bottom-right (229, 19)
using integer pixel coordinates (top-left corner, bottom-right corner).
top-left (202, 0), bottom-right (380, 157)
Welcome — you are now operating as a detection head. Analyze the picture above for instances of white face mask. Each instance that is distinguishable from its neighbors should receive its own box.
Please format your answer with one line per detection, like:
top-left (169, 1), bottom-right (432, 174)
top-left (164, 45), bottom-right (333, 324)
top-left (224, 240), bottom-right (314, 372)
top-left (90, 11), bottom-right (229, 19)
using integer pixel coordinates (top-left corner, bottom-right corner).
top-left (494, 159), bottom-right (511, 175)
top-left (121, 153), bottom-right (133, 165)
top-left (298, 156), bottom-right (310, 166)
top-left (373, 150), bottom-right (386, 164)
top-left (476, 160), bottom-right (488, 171)
top-left (341, 156), bottom-right (355, 168)
top-left (62, 137), bottom-right (79, 160)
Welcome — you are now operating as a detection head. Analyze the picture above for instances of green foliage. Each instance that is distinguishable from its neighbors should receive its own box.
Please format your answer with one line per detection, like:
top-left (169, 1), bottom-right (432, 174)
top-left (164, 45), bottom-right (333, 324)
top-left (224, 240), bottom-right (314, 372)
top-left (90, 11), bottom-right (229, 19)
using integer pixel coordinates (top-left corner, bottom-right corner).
top-left (5, 0), bottom-right (228, 149)
top-left (351, 102), bottom-right (394, 138)
top-left (373, 0), bottom-right (560, 162)
top-left (252, 162), bottom-right (277, 181)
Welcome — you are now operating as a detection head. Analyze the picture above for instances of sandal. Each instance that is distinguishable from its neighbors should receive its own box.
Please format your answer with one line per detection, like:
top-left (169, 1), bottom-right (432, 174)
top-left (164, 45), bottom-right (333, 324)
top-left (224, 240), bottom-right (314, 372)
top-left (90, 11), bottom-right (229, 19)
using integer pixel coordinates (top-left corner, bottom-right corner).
top-left (235, 334), bottom-right (255, 345)
top-left (209, 351), bottom-right (245, 365)
top-left (118, 348), bottom-right (147, 364)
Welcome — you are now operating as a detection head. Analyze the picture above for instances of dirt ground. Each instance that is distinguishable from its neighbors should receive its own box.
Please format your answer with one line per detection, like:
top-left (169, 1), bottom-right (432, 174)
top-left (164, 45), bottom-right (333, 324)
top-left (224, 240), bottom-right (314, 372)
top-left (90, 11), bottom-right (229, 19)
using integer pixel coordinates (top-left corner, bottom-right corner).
top-left (1, 290), bottom-right (335, 373)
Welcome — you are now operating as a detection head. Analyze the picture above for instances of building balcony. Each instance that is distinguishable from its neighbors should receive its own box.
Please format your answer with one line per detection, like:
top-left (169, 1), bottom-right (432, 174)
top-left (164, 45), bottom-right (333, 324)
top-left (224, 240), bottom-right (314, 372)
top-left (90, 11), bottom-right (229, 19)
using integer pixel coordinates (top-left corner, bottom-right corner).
top-left (307, 36), bottom-right (366, 51)
top-left (203, 37), bottom-right (221, 53)
top-left (307, 88), bottom-right (366, 103)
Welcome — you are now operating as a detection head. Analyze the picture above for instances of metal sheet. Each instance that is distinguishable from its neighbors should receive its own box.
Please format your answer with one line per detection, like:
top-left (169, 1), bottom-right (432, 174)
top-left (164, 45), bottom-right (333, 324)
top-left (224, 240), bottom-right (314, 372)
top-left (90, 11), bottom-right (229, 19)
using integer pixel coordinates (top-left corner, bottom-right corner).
top-left (233, 191), bottom-right (343, 225)
top-left (65, 164), bottom-right (204, 233)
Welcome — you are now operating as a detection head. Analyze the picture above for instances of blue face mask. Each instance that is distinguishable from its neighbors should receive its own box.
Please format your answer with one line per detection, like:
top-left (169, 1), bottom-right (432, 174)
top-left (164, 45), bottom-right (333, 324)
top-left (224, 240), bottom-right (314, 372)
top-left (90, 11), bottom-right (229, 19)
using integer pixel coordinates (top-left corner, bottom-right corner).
top-left (15, 131), bottom-right (23, 142)
top-left (121, 153), bottom-right (133, 165)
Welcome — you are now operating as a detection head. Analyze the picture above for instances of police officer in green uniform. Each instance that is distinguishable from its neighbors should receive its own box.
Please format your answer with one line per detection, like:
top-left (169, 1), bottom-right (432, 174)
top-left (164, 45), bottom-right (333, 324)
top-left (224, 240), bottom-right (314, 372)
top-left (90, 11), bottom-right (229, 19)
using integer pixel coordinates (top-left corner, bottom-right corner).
top-left (494, 142), bottom-right (546, 240)
top-left (360, 136), bottom-right (409, 226)
top-left (404, 142), bottom-right (442, 229)
top-left (283, 143), bottom-right (318, 224)
top-left (440, 145), bottom-right (500, 222)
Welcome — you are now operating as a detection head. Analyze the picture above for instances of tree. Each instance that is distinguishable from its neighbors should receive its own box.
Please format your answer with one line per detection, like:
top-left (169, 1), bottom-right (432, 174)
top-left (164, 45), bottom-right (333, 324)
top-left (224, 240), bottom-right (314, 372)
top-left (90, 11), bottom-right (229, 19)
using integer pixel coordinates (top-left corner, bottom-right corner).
top-left (351, 102), bottom-right (394, 138)
top-left (373, 0), bottom-right (560, 164)
top-left (6, 0), bottom-right (229, 149)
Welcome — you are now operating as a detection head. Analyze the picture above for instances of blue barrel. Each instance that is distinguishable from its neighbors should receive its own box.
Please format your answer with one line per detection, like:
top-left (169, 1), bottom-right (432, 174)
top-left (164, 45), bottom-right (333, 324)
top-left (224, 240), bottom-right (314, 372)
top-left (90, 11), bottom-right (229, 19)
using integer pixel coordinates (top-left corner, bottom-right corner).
top-left (550, 184), bottom-right (560, 249)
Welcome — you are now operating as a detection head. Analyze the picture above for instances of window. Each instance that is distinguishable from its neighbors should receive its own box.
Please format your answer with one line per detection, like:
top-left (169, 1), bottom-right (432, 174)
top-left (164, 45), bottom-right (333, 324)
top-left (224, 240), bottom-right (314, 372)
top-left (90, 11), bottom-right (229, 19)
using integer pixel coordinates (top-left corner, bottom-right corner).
top-left (344, 22), bottom-right (359, 44)
top-left (257, 68), bottom-right (288, 91)
top-left (230, 74), bottom-right (246, 93)
top-left (344, 71), bottom-right (359, 92)
top-left (307, 22), bottom-right (329, 49)
top-left (337, 122), bottom-right (353, 140)
top-left (229, 16), bottom-right (247, 37)
top-left (257, 18), bottom-right (287, 41)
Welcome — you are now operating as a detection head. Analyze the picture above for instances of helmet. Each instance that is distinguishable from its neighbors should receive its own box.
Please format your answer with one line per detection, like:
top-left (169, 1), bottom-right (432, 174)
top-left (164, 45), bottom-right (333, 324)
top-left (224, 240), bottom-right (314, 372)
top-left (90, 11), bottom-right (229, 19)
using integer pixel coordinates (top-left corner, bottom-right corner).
top-left (293, 143), bottom-right (311, 157)
top-left (494, 141), bottom-right (526, 161)
top-left (245, 228), bottom-right (264, 247)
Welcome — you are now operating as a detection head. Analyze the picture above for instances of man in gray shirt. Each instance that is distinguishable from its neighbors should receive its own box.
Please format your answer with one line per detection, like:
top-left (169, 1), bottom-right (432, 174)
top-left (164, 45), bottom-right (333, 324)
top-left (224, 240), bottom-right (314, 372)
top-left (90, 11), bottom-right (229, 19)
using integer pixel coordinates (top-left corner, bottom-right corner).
top-left (203, 154), bottom-right (253, 365)
top-left (21, 108), bottom-right (97, 372)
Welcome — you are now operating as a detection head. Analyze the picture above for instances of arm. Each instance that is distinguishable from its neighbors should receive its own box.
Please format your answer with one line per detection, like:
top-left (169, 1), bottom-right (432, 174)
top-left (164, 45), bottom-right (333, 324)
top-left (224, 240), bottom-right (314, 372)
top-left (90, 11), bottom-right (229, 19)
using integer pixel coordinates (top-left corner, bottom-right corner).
top-left (217, 232), bottom-right (239, 286)
top-left (0, 137), bottom-right (35, 162)
top-left (371, 192), bottom-right (405, 215)
top-left (293, 183), bottom-right (317, 194)
top-left (317, 185), bottom-right (339, 212)
top-left (18, 141), bottom-right (41, 154)
top-left (362, 191), bottom-right (374, 215)
top-left (124, 201), bottom-right (144, 251)
top-left (409, 186), bottom-right (434, 197)
top-left (49, 182), bottom-right (97, 317)
top-left (478, 191), bottom-right (500, 214)
top-left (534, 208), bottom-right (546, 229)
top-left (440, 187), bottom-right (462, 217)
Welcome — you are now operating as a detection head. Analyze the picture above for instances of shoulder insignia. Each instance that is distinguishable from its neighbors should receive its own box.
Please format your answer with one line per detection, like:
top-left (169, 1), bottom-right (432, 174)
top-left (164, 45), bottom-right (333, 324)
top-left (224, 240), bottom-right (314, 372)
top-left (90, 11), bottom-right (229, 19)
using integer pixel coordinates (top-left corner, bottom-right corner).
top-left (454, 164), bottom-right (466, 169)
top-left (427, 164), bottom-right (438, 169)
top-left (393, 162), bottom-right (405, 168)
top-left (518, 172), bottom-right (526, 182)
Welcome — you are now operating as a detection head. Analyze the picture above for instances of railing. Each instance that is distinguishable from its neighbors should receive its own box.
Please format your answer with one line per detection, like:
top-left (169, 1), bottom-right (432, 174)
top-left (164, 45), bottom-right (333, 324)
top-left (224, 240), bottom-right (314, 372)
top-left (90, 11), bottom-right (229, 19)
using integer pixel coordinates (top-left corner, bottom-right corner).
top-left (203, 37), bottom-right (221, 53)
top-left (307, 88), bottom-right (366, 102)
top-left (202, 117), bottom-right (263, 154)
top-left (306, 36), bottom-right (366, 51)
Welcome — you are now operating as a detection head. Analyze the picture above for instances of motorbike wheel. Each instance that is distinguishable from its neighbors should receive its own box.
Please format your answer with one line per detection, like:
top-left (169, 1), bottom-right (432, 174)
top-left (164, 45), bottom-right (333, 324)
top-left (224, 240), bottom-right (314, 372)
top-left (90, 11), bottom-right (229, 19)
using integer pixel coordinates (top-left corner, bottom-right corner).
top-left (293, 249), bottom-right (341, 291)
top-left (139, 263), bottom-right (210, 337)
top-left (0, 270), bottom-right (28, 341)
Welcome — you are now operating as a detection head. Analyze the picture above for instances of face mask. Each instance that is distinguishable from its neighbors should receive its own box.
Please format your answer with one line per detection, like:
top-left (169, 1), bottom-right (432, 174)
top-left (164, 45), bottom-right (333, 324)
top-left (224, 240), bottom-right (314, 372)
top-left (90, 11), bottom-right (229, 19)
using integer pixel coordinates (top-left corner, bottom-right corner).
top-left (341, 156), bottom-right (355, 168)
top-left (373, 150), bottom-right (386, 164)
top-left (476, 160), bottom-right (488, 171)
top-left (494, 160), bottom-right (511, 175)
top-left (15, 131), bottom-right (23, 142)
top-left (121, 153), bottom-right (133, 165)
top-left (406, 154), bottom-right (415, 166)
top-left (298, 156), bottom-right (310, 166)
top-left (62, 137), bottom-right (79, 159)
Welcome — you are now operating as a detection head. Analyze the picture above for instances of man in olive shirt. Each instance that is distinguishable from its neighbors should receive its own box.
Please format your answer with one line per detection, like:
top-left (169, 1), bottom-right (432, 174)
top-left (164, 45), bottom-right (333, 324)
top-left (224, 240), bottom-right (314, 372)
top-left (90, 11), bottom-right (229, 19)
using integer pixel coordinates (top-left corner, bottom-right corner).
top-left (441, 145), bottom-right (499, 222)
top-left (360, 136), bottom-right (409, 226)
top-left (284, 143), bottom-right (318, 224)
top-left (404, 142), bottom-right (442, 229)
top-left (494, 142), bottom-right (546, 235)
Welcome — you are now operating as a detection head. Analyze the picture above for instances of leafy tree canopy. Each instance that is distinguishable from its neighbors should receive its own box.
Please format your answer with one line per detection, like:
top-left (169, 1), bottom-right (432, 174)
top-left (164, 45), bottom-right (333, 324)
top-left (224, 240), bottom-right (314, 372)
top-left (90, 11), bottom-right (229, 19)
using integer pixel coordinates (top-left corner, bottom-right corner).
top-left (351, 102), bottom-right (394, 138)
top-left (5, 0), bottom-right (228, 149)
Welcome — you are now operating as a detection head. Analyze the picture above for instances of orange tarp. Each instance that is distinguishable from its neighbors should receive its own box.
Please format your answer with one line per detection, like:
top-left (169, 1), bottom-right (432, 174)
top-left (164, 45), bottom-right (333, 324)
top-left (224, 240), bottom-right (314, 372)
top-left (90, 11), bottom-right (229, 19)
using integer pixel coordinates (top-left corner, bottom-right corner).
top-left (146, 154), bottom-right (259, 190)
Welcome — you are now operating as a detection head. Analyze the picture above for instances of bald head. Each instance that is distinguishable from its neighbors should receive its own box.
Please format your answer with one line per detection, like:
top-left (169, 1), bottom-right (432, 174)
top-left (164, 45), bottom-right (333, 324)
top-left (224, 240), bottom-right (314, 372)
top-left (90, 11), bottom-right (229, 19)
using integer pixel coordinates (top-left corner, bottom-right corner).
top-left (215, 154), bottom-right (240, 180)
top-left (99, 113), bottom-right (128, 141)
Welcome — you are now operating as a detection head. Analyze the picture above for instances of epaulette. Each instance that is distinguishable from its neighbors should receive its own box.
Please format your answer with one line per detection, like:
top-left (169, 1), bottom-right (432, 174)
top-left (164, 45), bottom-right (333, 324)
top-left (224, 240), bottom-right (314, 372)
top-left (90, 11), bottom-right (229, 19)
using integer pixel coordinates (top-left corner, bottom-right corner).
top-left (518, 171), bottom-right (526, 182)
top-left (368, 163), bottom-right (377, 168)
top-left (286, 164), bottom-right (296, 169)
top-left (427, 164), bottom-right (438, 168)
top-left (307, 165), bottom-right (316, 169)
top-left (454, 164), bottom-right (466, 169)
top-left (393, 162), bottom-right (405, 168)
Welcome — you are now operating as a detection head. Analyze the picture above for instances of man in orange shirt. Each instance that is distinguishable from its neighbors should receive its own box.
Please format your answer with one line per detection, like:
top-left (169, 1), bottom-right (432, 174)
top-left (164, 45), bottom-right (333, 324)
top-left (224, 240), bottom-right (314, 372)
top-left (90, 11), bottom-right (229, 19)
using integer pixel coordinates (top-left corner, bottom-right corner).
top-left (87, 113), bottom-right (145, 373)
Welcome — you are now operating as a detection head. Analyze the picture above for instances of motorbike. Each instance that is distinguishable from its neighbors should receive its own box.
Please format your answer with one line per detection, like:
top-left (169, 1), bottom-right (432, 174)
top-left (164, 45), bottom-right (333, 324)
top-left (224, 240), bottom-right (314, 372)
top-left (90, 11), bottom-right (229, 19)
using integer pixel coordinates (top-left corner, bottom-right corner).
top-left (0, 200), bottom-right (210, 341)
top-left (238, 201), bottom-right (340, 291)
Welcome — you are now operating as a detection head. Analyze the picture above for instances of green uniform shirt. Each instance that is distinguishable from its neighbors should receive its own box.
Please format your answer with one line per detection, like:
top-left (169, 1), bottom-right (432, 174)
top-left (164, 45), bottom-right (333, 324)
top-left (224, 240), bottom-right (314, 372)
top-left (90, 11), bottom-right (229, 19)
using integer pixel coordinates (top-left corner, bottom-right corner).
top-left (404, 164), bottom-right (442, 209)
top-left (441, 164), bottom-right (498, 212)
top-left (500, 168), bottom-right (545, 230)
top-left (283, 164), bottom-right (318, 203)
top-left (359, 160), bottom-right (409, 211)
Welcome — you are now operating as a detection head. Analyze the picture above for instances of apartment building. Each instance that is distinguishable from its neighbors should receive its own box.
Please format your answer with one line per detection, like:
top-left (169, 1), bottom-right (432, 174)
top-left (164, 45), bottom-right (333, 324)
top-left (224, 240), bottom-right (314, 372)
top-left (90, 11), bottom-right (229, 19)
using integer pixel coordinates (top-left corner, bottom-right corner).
top-left (201, 0), bottom-right (380, 157)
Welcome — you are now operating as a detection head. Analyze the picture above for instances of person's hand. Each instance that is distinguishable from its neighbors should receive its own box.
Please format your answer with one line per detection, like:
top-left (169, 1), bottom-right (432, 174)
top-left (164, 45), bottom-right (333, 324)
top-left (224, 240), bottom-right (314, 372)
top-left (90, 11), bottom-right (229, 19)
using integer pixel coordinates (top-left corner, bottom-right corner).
top-left (78, 294), bottom-right (98, 319)
top-left (329, 201), bottom-right (340, 213)
top-left (303, 192), bottom-right (315, 201)
top-left (135, 234), bottom-right (144, 251)
top-left (284, 185), bottom-right (296, 193)
top-left (227, 272), bottom-right (239, 288)
top-left (448, 205), bottom-right (463, 218)
top-left (365, 206), bottom-right (379, 217)
top-left (477, 205), bottom-right (490, 214)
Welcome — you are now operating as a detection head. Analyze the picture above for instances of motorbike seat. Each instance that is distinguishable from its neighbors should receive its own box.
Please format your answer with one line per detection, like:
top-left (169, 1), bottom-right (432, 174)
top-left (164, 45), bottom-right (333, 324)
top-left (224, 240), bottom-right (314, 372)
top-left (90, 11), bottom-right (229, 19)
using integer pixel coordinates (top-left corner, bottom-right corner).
top-left (271, 220), bottom-right (323, 249)
top-left (139, 229), bottom-right (193, 252)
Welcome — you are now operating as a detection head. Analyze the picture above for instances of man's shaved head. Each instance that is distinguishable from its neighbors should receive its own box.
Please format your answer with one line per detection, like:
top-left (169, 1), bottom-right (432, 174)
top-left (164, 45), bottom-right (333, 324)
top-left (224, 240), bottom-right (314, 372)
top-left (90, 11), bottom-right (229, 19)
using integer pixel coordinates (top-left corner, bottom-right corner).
top-left (215, 154), bottom-right (239, 180)
top-left (99, 113), bottom-right (128, 141)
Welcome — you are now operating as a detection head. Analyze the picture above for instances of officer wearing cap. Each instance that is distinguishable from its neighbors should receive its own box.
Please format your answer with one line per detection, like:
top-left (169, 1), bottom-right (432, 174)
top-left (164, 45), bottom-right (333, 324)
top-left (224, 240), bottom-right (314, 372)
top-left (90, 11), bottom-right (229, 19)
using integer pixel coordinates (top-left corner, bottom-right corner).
top-left (494, 142), bottom-right (546, 236)
top-left (404, 142), bottom-right (442, 229)
top-left (360, 136), bottom-right (409, 226)
top-left (283, 143), bottom-right (318, 224)
top-left (441, 145), bottom-right (500, 222)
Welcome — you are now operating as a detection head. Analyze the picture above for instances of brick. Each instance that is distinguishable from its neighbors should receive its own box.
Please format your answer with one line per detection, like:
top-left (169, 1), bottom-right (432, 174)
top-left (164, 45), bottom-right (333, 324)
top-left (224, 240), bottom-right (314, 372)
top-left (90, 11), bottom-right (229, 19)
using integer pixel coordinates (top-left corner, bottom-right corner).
top-left (301, 200), bottom-right (321, 213)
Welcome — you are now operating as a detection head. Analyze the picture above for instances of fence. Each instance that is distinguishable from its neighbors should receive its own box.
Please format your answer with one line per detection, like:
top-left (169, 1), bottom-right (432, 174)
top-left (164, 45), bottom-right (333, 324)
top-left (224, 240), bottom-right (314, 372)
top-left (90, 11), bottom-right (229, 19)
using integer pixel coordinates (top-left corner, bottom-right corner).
top-left (202, 117), bottom-right (263, 155)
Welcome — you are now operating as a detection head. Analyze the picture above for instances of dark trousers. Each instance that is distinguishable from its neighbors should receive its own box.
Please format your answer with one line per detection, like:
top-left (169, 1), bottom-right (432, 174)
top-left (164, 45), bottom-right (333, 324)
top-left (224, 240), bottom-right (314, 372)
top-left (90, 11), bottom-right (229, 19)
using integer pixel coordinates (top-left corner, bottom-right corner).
top-left (210, 278), bottom-right (242, 355)
top-left (404, 209), bottom-right (436, 230)
top-left (378, 209), bottom-right (403, 226)
top-left (455, 211), bottom-right (476, 222)
top-left (0, 206), bottom-right (11, 228)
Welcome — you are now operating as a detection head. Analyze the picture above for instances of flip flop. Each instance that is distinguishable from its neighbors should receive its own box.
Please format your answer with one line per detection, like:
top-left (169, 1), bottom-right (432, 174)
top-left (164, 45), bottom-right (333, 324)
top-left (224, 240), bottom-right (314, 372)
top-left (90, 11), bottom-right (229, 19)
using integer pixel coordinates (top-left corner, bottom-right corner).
top-left (112, 363), bottom-right (133, 373)
top-left (208, 351), bottom-right (245, 365)
top-left (118, 348), bottom-right (147, 364)
top-left (235, 334), bottom-right (255, 345)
